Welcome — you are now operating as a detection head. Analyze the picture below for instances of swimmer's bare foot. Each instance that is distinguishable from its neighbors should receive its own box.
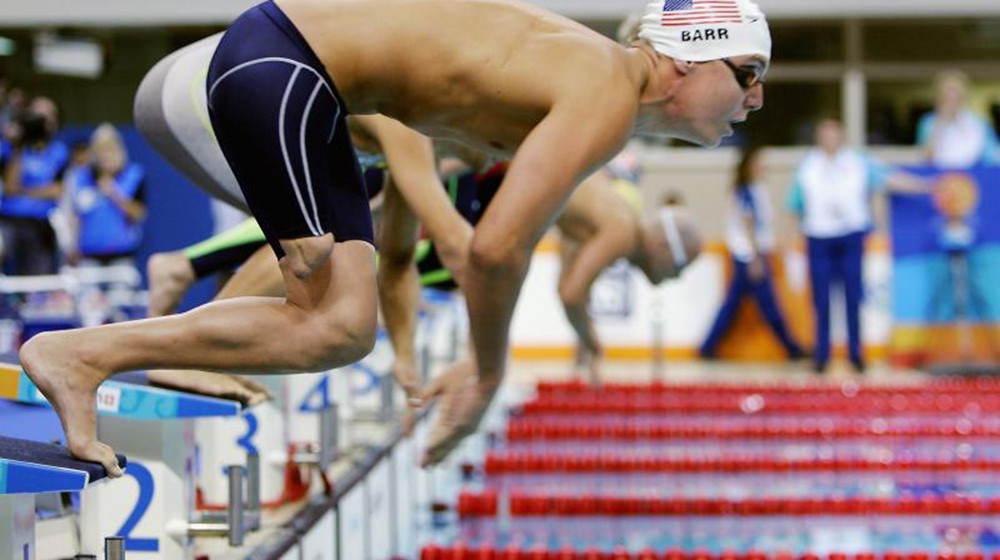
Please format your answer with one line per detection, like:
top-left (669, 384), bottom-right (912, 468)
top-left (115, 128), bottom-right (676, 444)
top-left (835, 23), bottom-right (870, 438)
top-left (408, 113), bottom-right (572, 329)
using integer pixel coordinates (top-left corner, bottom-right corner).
top-left (147, 252), bottom-right (196, 317)
top-left (20, 333), bottom-right (124, 478)
top-left (148, 370), bottom-right (272, 407)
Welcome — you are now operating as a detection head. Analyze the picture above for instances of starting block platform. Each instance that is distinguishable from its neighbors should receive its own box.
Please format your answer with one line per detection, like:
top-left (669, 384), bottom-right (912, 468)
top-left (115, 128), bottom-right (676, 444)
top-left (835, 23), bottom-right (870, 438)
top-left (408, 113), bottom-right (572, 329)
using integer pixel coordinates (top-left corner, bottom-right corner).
top-left (0, 435), bottom-right (126, 560)
top-left (0, 435), bottom-right (125, 494)
top-left (0, 361), bottom-right (242, 420)
top-left (0, 356), bottom-right (256, 559)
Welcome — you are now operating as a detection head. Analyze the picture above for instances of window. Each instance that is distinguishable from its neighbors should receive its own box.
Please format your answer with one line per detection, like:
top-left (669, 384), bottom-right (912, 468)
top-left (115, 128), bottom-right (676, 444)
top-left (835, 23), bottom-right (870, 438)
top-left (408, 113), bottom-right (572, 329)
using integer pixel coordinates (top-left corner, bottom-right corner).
top-left (864, 19), bottom-right (1000, 62)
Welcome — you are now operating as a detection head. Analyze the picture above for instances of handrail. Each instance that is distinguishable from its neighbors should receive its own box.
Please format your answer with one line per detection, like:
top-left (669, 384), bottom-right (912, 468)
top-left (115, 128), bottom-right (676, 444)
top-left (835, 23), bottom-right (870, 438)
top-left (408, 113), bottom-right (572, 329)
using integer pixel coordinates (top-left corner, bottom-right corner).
top-left (243, 407), bottom-right (432, 560)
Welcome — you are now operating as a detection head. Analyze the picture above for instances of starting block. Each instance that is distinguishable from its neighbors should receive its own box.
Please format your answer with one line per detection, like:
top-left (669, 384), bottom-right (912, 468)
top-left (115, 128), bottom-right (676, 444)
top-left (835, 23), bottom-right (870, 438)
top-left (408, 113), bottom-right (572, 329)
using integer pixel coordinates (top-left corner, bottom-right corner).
top-left (0, 435), bottom-right (125, 560)
top-left (0, 363), bottom-right (259, 559)
top-left (196, 372), bottom-right (339, 517)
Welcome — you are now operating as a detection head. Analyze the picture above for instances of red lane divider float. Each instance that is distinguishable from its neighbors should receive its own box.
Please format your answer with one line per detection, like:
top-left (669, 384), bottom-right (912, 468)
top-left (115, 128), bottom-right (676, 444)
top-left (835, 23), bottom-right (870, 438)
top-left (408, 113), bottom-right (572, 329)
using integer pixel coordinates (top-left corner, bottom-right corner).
top-left (483, 452), bottom-right (1000, 474)
top-left (505, 418), bottom-right (999, 440)
top-left (519, 395), bottom-right (1000, 416)
top-left (456, 492), bottom-right (1000, 517)
top-left (421, 546), bottom-right (997, 560)
top-left (536, 380), bottom-right (1000, 397)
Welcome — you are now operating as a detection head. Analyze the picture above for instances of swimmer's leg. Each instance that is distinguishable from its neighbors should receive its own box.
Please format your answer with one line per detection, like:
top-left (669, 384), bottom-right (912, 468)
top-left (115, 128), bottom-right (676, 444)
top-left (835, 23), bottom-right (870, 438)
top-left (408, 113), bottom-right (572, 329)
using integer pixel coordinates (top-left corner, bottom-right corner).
top-left (21, 236), bottom-right (377, 476)
top-left (147, 219), bottom-right (268, 316)
top-left (147, 245), bottom-right (282, 404)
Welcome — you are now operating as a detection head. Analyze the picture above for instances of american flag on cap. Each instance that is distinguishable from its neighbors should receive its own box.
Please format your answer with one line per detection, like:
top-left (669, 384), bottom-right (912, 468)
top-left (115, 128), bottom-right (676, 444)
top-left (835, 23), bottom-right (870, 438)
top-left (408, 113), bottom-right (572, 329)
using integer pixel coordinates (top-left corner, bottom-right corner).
top-left (661, 0), bottom-right (743, 27)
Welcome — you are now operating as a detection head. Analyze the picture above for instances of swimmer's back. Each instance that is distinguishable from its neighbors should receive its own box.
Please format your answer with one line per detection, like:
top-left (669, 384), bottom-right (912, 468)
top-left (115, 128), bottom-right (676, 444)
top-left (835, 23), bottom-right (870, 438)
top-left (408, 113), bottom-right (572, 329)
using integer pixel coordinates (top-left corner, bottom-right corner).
top-left (278, 0), bottom-right (639, 152)
top-left (556, 170), bottom-right (639, 245)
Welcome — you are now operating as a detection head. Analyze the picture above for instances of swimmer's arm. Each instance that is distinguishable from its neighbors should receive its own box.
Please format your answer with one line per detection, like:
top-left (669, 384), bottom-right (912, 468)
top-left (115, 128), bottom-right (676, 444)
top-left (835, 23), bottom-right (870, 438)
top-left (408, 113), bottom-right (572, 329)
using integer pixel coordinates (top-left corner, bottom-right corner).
top-left (466, 98), bottom-right (635, 382)
top-left (376, 175), bottom-right (422, 399)
top-left (558, 237), bottom-right (597, 353)
top-left (357, 115), bottom-right (472, 281)
top-left (558, 229), bottom-right (631, 352)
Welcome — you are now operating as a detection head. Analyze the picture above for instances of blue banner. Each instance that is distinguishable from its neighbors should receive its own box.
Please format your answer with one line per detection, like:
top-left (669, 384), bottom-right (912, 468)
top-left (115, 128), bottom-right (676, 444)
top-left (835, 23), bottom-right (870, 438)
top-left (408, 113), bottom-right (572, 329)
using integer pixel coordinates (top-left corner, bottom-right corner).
top-left (890, 165), bottom-right (1000, 324)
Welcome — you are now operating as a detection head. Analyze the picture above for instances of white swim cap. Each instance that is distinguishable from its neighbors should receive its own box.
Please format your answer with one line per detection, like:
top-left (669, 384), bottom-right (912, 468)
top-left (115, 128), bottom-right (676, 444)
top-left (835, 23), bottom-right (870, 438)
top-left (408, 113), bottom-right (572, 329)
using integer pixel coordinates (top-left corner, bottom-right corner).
top-left (638, 0), bottom-right (771, 64)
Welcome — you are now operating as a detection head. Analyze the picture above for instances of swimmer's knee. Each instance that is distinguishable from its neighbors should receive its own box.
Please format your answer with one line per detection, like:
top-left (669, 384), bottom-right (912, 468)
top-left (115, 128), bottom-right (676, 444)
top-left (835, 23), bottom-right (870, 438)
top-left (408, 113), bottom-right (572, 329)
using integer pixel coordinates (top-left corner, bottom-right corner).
top-left (469, 234), bottom-right (525, 276)
top-left (296, 305), bottom-right (377, 371)
top-left (279, 234), bottom-right (335, 280)
top-left (330, 302), bottom-right (377, 361)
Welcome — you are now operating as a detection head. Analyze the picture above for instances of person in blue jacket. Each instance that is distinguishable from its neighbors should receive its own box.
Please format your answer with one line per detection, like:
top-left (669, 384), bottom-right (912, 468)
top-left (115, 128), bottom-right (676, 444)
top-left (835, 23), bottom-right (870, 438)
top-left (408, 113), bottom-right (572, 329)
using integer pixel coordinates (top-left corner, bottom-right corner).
top-left (788, 118), bottom-right (929, 374)
top-left (0, 108), bottom-right (68, 275)
top-left (68, 124), bottom-right (146, 265)
top-left (701, 146), bottom-right (804, 361)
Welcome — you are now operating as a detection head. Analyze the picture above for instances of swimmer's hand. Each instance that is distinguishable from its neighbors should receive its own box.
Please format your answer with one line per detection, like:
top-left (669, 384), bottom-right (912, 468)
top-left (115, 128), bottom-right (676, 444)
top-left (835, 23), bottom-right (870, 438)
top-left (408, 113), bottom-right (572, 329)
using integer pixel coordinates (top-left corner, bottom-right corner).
top-left (417, 359), bottom-right (500, 467)
top-left (390, 358), bottom-right (421, 407)
top-left (573, 342), bottom-right (602, 386)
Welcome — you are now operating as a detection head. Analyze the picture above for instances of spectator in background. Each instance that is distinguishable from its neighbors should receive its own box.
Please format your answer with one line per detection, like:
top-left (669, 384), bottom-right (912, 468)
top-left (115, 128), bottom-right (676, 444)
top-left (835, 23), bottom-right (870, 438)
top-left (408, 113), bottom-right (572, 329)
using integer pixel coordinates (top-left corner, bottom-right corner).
top-left (918, 70), bottom-right (999, 169)
top-left (700, 146), bottom-right (804, 361)
top-left (49, 140), bottom-right (93, 262)
top-left (0, 86), bottom-right (27, 144)
top-left (788, 119), bottom-right (929, 374)
top-left (0, 106), bottom-right (69, 275)
top-left (28, 97), bottom-right (60, 139)
top-left (67, 124), bottom-right (146, 266)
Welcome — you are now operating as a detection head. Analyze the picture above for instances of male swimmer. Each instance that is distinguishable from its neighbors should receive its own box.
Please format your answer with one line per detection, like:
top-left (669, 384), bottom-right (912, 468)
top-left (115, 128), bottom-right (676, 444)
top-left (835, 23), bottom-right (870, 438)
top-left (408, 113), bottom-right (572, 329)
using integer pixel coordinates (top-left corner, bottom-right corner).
top-left (556, 168), bottom-right (702, 383)
top-left (21, 0), bottom-right (770, 475)
top-left (142, 140), bottom-right (500, 405)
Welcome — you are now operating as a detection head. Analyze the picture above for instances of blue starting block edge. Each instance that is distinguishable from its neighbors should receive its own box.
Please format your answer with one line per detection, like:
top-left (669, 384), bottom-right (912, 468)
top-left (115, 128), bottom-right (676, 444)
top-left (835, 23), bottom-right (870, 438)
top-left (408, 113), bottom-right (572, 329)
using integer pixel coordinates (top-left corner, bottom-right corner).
top-left (0, 436), bottom-right (126, 494)
top-left (10, 368), bottom-right (242, 420)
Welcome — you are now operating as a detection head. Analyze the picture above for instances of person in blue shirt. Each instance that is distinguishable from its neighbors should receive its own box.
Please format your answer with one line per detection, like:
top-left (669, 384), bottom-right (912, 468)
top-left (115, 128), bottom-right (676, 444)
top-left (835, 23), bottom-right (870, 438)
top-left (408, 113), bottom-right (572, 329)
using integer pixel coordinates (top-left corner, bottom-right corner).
top-left (788, 119), bottom-right (929, 374)
top-left (701, 146), bottom-right (804, 361)
top-left (0, 136), bottom-right (9, 187)
top-left (0, 109), bottom-right (69, 275)
top-left (917, 70), bottom-right (1000, 169)
top-left (68, 124), bottom-right (146, 265)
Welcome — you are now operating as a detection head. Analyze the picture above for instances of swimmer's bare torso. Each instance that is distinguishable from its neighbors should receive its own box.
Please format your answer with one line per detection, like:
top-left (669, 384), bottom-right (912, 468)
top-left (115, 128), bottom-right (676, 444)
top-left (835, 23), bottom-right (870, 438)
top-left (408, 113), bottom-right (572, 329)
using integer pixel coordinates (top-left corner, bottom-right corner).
top-left (279, 0), bottom-right (644, 157)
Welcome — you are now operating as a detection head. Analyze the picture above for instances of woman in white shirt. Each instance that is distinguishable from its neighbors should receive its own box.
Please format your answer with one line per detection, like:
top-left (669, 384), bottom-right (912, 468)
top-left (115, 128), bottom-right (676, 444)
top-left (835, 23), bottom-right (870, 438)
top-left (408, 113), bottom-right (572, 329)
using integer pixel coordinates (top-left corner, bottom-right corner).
top-left (701, 146), bottom-right (804, 360)
top-left (917, 70), bottom-right (999, 169)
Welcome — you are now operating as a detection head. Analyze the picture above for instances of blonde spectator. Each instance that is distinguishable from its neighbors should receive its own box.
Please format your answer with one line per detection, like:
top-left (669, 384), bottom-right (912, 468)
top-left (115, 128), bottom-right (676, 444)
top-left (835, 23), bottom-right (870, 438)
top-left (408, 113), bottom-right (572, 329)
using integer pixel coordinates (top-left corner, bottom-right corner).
top-left (68, 124), bottom-right (146, 266)
top-left (917, 70), bottom-right (999, 169)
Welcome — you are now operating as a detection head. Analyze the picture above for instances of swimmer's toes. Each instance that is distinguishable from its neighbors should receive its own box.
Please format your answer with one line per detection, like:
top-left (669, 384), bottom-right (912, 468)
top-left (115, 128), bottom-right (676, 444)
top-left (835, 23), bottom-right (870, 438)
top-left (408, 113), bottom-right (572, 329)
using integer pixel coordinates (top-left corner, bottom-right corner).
top-left (72, 440), bottom-right (124, 479)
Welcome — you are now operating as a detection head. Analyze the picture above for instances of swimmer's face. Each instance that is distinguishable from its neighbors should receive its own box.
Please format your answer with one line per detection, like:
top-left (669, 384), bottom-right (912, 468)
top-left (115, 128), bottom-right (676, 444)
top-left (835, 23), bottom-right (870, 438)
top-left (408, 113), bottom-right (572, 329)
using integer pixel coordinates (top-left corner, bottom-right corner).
top-left (640, 54), bottom-right (765, 147)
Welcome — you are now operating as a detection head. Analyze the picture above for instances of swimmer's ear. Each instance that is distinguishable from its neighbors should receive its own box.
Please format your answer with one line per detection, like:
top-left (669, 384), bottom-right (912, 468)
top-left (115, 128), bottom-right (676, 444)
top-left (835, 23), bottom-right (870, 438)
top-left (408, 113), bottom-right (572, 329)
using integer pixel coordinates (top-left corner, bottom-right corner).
top-left (673, 59), bottom-right (696, 75)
